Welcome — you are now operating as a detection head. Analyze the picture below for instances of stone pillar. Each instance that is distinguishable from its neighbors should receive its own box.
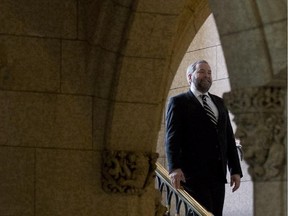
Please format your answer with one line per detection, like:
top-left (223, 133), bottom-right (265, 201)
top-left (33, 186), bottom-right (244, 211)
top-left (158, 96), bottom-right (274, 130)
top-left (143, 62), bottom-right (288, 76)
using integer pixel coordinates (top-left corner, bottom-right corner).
top-left (223, 86), bottom-right (287, 216)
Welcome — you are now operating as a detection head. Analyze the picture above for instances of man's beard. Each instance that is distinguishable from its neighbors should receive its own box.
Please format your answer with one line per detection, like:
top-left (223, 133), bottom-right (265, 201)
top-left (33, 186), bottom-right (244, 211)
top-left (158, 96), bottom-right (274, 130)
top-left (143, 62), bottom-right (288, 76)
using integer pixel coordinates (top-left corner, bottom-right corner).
top-left (194, 79), bottom-right (212, 93)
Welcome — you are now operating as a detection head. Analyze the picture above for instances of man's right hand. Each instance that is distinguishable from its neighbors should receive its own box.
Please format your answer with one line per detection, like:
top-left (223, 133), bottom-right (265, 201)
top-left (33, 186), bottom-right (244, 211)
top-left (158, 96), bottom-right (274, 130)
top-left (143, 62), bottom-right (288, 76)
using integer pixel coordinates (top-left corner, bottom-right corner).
top-left (169, 168), bottom-right (186, 189)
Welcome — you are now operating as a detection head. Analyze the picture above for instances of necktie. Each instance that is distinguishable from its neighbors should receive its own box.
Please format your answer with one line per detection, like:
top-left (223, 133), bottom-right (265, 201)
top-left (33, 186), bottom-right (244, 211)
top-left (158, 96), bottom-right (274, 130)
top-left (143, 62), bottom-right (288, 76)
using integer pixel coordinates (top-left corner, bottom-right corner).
top-left (201, 95), bottom-right (217, 125)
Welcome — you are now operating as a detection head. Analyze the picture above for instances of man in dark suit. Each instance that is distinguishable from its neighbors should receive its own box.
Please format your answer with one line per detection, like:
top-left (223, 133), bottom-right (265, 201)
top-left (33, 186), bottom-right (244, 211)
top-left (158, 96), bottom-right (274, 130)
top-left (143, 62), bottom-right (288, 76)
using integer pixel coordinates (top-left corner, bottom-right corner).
top-left (165, 60), bottom-right (243, 216)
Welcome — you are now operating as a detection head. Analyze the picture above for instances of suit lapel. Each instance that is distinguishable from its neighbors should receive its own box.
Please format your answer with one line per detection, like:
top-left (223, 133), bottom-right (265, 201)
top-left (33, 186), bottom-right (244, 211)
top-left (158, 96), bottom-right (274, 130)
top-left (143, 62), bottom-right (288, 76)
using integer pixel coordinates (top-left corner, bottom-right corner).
top-left (187, 90), bottom-right (225, 128)
top-left (187, 90), bottom-right (203, 108)
top-left (187, 90), bottom-right (215, 126)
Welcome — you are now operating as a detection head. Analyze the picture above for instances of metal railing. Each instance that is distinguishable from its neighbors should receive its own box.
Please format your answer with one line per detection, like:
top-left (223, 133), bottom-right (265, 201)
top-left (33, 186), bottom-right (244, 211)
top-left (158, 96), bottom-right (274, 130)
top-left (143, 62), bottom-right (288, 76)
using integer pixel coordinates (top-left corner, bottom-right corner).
top-left (155, 162), bottom-right (214, 216)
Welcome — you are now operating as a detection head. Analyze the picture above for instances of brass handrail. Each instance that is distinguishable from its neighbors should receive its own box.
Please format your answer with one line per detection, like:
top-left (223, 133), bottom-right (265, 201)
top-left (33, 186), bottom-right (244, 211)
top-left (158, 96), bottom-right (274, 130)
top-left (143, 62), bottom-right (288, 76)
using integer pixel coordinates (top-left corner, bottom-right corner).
top-left (156, 162), bottom-right (214, 216)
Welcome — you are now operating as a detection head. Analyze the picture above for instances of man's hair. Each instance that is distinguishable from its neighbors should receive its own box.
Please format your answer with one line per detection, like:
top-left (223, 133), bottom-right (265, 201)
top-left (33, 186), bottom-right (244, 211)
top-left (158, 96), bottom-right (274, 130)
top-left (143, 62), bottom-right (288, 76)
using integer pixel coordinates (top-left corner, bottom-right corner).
top-left (186, 60), bottom-right (208, 84)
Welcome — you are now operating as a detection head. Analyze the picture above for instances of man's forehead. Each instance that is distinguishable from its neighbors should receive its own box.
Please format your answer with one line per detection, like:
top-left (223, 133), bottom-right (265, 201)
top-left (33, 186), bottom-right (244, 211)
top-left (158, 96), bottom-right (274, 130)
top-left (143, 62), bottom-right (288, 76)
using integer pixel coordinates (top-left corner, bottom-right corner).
top-left (196, 62), bottom-right (210, 69)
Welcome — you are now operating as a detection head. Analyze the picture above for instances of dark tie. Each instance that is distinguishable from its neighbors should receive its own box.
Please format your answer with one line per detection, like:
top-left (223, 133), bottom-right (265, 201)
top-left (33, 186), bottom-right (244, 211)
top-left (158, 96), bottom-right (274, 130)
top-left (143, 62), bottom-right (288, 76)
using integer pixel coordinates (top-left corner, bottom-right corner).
top-left (201, 95), bottom-right (217, 125)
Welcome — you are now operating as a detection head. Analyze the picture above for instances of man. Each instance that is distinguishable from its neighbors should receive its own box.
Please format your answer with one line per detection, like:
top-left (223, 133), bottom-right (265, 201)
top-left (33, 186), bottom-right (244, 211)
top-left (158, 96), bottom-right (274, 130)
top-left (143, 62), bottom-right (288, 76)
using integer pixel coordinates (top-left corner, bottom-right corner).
top-left (165, 60), bottom-right (243, 216)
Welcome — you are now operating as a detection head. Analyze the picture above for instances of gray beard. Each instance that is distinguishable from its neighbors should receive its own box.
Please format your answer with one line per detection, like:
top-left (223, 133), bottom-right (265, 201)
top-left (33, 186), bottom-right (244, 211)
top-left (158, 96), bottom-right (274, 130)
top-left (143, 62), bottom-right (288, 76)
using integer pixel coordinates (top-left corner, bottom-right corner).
top-left (194, 80), bottom-right (211, 93)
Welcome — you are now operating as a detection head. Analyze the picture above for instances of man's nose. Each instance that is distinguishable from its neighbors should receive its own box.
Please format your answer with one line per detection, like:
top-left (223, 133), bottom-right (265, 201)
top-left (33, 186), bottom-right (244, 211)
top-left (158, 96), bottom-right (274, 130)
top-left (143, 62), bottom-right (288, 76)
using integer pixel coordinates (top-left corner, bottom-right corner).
top-left (204, 72), bottom-right (211, 77)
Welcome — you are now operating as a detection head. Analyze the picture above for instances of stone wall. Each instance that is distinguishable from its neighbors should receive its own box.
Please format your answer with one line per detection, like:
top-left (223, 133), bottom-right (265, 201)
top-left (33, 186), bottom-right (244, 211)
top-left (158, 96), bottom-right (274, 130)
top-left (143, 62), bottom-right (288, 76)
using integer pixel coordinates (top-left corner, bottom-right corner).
top-left (0, 0), bottom-right (286, 216)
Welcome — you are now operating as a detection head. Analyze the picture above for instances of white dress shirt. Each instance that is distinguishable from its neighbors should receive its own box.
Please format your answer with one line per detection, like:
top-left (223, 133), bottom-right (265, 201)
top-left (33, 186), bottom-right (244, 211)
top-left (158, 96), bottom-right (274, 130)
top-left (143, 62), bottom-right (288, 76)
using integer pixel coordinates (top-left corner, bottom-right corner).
top-left (190, 86), bottom-right (219, 120)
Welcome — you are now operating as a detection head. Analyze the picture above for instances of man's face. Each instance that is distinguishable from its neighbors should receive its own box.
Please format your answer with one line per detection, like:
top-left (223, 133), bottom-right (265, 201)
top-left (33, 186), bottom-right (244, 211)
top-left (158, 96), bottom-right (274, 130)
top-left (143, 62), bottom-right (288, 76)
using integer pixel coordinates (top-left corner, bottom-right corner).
top-left (191, 62), bottom-right (212, 93)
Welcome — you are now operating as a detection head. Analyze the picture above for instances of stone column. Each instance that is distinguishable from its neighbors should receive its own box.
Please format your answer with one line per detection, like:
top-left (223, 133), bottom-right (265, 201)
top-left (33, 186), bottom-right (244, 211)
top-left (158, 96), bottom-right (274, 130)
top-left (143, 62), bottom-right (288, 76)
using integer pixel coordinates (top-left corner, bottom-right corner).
top-left (223, 86), bottom-right (287, 216)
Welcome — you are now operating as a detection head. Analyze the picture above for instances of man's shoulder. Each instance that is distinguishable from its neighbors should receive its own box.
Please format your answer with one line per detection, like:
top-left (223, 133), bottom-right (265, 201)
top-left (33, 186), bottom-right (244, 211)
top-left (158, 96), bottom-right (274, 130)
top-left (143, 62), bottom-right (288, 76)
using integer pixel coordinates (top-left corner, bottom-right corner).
top-left (209, 93), bottom-right (223, 101)
top-left (209, 93), bottom-right (228, 109)
top-left (169, 91), bottom-right (192, 103)
top-left (172, 92), bottom-right (188, 98)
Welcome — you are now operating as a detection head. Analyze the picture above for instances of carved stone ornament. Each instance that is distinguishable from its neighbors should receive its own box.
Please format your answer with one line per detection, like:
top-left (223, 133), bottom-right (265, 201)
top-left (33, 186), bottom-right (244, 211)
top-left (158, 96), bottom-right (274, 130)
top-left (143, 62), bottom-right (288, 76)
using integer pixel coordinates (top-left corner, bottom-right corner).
top-left (223, 87), bottom-right (286, 181)
top-left (102, 149), bottom-right (159, 195)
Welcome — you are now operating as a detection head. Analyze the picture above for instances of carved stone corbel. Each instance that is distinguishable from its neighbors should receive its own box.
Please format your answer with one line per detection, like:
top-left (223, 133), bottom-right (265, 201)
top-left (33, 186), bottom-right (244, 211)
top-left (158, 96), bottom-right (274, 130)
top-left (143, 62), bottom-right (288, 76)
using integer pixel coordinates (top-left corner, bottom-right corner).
top-left (101, 149), bottom-right (159, 195)
top-left (223, 87), bottom-right (286, 181)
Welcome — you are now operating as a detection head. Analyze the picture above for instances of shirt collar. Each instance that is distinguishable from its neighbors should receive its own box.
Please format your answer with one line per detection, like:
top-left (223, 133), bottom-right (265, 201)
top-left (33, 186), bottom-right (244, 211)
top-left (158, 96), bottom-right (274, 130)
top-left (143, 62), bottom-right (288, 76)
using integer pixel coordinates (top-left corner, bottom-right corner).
top-left (190, 85), bottom-right (209, 98)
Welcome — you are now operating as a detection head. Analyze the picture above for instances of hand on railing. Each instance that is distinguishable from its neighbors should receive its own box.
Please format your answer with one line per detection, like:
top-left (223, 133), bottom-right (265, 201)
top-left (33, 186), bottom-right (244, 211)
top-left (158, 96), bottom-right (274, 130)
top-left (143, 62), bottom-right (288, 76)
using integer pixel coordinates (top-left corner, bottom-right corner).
top-left (156, 162), bottom-right (214, 216)
top-left (169, 168), bottom-right (186, 189)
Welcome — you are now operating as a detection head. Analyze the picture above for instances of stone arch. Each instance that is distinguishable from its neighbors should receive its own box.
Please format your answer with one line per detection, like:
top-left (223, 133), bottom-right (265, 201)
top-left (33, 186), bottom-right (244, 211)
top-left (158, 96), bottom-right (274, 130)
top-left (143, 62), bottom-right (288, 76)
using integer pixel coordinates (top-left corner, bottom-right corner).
top-left (94, 0), bottom-right (286, 214)
top-left (0, 0), bottom-right (285, 215)
top-left (209, 0), bottom-right (286, 88)
top-left (86, 0), bottom-right (212, 153)
top-left (88, 0), bottom-right (286, 155)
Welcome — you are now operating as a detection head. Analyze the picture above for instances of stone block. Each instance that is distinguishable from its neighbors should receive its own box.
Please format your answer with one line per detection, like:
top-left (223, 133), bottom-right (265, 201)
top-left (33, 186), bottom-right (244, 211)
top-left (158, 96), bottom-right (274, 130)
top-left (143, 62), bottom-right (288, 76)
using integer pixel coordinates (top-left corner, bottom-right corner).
top-left (264, 21), bottom-right (287, 77)
top-left (221, 28), bottom-right (271, 88)
top-left (90, 194), bottom-right (130, 216)
top-left (94, 49), bottom-right (118, 99)
top-left (115, 56), bottom-right (166, 103)
top-left (36, 149), bottom-right (101, 216)
top-left (254, 181), bottom-right (286, 216)
top-left (168, 87), bottom-right (187, 98)
top-left (123, 12), bottom-right (178, 58)
top-left (100, 3), bottom-right (130, 52)
top-left (93, 97), bottom-right (109, 150)
top-left (210, 79), bottom-right (231, 98)
top-left (0, 147), bottom-right (34, 216)
top-left (93, 129), bottom-right (105, 151)
top-left (136, 0), bottom-right (185, 14)
top-left (61, 40), bottom-right (97, 95)
top-left (77, 0), bottom-right (87, 40)
top-left (0, 36), bottom-right (60, 92)
top-left (0, 91), bottom-right (92, 149)
top-left (256, 0), bottom-right (287, 24)
top-left (127, 185), bottom-right (155, 216)
top-left (156, 123), bottom-right (165, 158)
top-left (188, 14), bottom-right (221, 52)
top-left (108, 102), bottom-right (162, 152)
top-left (36, 148), bottom-right (139, 216)
top-left (210, 0), bottom-right (259, 35)
top-left (171, 54), bottom-right (192, 89)
top-left (52, 94), bottom-right (93, 149)
top-left (216, 46), bottom-right (229, 80)
top-left (0, 0), bottom-right (77, 38)
top-left (86, 1), bottom-right (130, 52)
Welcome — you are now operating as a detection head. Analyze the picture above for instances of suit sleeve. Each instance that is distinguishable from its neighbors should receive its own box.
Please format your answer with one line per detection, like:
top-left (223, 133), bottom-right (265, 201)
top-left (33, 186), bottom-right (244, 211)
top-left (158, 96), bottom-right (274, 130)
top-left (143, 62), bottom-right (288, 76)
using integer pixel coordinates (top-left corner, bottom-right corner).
top-left (226, 109), bottom-right (243, 177)
top-left (165, 97), bottom-right (185, 173)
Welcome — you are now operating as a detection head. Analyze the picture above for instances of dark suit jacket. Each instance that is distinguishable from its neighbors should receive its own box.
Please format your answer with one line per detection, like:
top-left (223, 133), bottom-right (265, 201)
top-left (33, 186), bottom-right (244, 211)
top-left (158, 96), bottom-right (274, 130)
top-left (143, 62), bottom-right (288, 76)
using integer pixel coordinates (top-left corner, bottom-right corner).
top-left (165, 90), bottom-right (243, 183)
